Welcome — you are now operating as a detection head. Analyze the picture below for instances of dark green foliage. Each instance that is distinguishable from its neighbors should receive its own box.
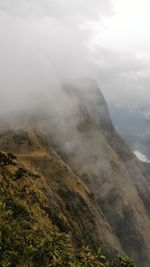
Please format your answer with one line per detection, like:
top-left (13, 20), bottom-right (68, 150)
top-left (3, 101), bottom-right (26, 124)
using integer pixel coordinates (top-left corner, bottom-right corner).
top-left (0, 152), bottom-right (137, 267)
top-left (111, 256), bottom-right (136, 267)
top-left (0, 198), bottom-right (137, 267)
top-left (7, 153), bottom-right (17, 161)
top-left (26, 170), bottom-right (41, 180)
top-left (15, 167), bottom-right (27, 180)
top-left (4, 200), bottom-right (31, 220)
top-left (0, 152), bottom-right (16, 166)
top-left (14, 167), bottom-right (40, 181)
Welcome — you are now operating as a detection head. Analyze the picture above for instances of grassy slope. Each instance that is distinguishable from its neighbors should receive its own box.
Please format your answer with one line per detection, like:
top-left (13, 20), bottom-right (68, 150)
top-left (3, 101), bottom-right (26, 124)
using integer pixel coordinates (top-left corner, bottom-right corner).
top-left (0, 128), bottom-right (122, 263)
top-left (0, 82), bottom-right (149, 266)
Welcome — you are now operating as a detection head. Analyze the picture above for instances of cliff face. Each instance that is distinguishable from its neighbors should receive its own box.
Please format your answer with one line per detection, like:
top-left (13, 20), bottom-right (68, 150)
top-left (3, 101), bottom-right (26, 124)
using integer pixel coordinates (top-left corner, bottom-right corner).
top-left (68, 80), bottom-right (150, 265)
top-left (26, 80), bottom-right (150, 267)
top-left (0, 80), bottom-right (150, 267)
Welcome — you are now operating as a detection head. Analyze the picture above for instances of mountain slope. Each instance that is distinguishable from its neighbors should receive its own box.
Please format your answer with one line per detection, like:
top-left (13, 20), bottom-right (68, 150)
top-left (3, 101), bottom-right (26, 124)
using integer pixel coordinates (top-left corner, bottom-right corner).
top-left (0, 80), bottom-right (150, 267)
top-left (22, 80), bottom-right (150, 267)
top-left (1, 151), bottom-right (131, 267)
top-left (0, 129), bottom-right (122, 258)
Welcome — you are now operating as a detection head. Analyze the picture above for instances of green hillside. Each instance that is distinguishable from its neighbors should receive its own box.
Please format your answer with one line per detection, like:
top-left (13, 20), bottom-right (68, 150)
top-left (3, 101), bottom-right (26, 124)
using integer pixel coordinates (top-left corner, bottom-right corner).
top-left (0, 151), bottom-right (136, 267)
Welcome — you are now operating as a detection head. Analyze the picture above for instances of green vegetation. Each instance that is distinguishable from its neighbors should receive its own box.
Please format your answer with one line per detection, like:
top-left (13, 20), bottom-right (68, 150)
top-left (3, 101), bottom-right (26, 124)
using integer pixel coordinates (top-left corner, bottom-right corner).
top-left (0, 152), bottom-right (16, 166)
top-left (0, 195), bottom-right (136, 267)
top-left (0, 151), bottom-right (137, 267)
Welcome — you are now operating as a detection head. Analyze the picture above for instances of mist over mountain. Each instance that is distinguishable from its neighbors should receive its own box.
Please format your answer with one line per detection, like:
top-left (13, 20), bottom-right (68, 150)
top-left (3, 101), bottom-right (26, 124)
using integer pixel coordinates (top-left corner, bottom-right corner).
top-left (1, 0), bottom-right (150, 117)
top-left (1, 1), bottom-right (150, 267)
top-left (1, 79), bottom-right (150, 267)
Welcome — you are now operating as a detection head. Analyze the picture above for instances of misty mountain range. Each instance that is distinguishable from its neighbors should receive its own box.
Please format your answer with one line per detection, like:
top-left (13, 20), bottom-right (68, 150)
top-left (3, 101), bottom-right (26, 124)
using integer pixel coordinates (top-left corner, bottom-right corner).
top-left (1, 1), bottom-right (150, 267)
top-left (1, 80), bottom-right (150, 267)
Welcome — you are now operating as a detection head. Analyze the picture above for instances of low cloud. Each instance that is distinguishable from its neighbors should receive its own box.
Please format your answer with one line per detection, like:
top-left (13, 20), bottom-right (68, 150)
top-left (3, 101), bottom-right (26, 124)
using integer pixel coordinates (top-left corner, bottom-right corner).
top-left (1, 0), bottom-right (150, 118)
top-left (0, 0), bottom-right (113, 118)
top-left (134, 150), bottom-right (150, 162)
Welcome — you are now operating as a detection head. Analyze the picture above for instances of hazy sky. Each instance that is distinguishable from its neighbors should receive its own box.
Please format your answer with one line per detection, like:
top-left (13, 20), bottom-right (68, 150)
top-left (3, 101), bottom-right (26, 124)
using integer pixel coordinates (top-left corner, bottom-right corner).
top-left (90, 0), bottom-right (150, 108)
top-left (0, 0), bottom-right (150, 115)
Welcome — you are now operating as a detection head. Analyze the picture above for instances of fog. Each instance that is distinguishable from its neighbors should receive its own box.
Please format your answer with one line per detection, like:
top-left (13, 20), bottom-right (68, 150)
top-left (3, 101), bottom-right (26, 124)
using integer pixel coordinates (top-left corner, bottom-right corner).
top-left (91, 0), bottom-right (150, 108)
top-left (134, 150), bottom-right (150, 163)
top-left (0, 0), bottom-right (111, 118)
top-left (1, 0), bottom-right (150, 119)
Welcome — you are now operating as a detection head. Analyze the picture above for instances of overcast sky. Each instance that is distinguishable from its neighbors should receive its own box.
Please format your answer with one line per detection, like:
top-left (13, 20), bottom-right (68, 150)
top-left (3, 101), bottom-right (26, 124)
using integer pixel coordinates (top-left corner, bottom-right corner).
top-left (90, 0), bottom-right (150, 108)
top-left (0, 0), bottom-right (150, 115)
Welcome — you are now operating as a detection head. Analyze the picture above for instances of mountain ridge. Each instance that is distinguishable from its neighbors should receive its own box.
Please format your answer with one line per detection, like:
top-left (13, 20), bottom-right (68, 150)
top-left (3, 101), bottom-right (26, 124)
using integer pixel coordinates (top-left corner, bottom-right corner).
top-left (1, 80), bottom-right (150, 266)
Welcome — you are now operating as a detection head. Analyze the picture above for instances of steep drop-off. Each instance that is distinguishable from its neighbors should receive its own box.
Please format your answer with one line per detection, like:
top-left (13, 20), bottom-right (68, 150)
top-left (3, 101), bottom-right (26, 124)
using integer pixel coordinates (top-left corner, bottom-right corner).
top-left (0, 80), bottom-right (150, 267)
top-left (28, 80), bottom-right (150, 267)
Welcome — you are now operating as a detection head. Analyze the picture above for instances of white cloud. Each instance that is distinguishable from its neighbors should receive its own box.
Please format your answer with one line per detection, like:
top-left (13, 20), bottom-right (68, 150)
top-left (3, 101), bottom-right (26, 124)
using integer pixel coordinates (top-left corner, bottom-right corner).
top-left (1, 0), bottom-right (150, 113)
top-left (86, 0), bottom-right (150, 107)
top-left (0, 0), bottom-right (112, 116)
top-left (134, 150), bottom-right (150, 162)
top-left (0, 0), bottom-right (111, 20)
